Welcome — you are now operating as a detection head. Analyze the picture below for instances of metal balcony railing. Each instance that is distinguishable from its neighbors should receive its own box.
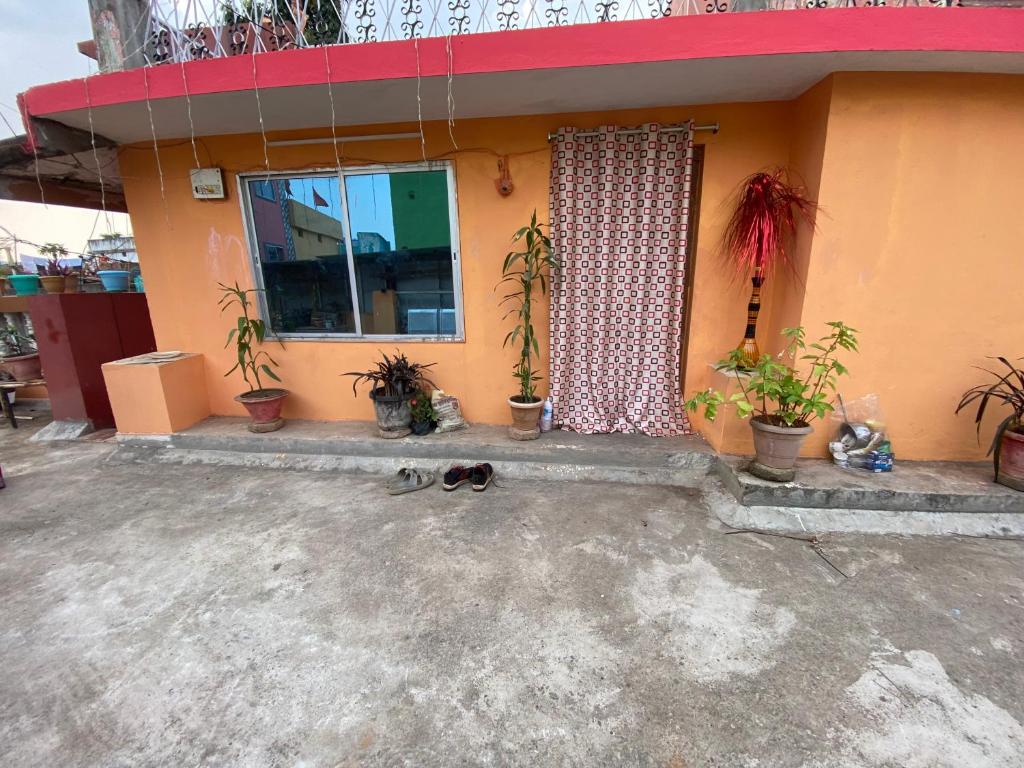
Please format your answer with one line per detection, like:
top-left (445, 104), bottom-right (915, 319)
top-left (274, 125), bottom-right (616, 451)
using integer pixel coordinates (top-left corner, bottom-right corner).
top-left (142, 0), bottom-right (963, 64)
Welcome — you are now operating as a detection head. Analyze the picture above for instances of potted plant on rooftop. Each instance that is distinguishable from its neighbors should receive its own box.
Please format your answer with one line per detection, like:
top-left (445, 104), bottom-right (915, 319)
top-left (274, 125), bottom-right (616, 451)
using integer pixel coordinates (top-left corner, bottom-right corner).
top-left (685, 321), bottom-right (859, 481)
top-left (0, 323), bottom-right (41, 381)
top-left (344, 351), bottom-right (437, 438)
top-left (956, 357), bottom-right (1024, 492)
top-left (219, 281), bottom-right (289, 433)
top-left (39, 243), bottom-right (71, 294)
top-left (499, 210), bottom-right (559, 440)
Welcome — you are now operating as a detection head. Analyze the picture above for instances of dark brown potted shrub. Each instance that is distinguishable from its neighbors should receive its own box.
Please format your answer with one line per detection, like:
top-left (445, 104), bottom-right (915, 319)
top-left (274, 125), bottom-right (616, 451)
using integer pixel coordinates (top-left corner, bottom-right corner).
top-left (685, 321), bottom-right (859, 480)
top-left (0, 323), bottom-right (42, 381)
top-left (219, 282), bottom-right (288, 433)
top-left (956, 357), bottom-right (1024, 491)
top-left (344, 352), bottom-right (437, 438)
top-left (500, 210), bottom-right (559, 440)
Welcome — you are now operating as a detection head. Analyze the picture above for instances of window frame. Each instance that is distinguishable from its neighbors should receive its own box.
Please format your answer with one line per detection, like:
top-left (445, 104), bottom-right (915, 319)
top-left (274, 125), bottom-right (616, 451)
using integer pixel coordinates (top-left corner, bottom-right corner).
top-left (237, 161), bottom-right (465, 343)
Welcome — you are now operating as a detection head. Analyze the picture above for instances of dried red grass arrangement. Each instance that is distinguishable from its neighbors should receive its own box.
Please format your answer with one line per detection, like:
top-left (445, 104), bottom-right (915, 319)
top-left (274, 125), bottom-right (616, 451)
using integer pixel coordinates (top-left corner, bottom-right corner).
top-left (723, 170), bottom-right (819, 365)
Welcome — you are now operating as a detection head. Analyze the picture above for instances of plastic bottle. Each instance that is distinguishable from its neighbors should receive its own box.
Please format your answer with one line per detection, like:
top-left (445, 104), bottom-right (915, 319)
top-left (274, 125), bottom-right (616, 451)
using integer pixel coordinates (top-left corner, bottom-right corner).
top-left (540, 398), bottom-right (553, 432)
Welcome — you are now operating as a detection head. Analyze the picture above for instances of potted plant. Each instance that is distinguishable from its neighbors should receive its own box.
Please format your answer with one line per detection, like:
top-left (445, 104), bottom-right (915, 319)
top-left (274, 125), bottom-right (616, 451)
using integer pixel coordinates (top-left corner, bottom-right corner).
top-left (956, 357), bottom-right (1024, 491)
top-left (38, 244), bottom-right (70, 294)
top-left (499, 210), bottom-right (559, 440)
top-left (409, 390), bottom-right (436, 436)
top-left (219, 281), bottom-right (288, 433)
top-left (723, 170), bottom-right (818, 367)
top-left (685, 322), bottom-right (859, 480)
top-left (344, 351), bottom-right (437, 438)
top-left (0, 323), bottom-right (41, 381)
top-left (7, 263), bottom-right (40, 296)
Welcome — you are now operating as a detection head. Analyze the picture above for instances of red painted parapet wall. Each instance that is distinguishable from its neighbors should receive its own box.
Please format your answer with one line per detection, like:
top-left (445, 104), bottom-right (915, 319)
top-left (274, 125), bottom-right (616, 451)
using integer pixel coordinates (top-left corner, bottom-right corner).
top-left (21, 8), bottom-right (1024, 120)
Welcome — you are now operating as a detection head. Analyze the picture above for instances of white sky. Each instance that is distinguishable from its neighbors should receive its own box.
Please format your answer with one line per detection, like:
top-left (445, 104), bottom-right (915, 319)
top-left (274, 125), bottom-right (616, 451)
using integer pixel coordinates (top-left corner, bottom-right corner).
top-left (0, 0), bottom-right (132, 258)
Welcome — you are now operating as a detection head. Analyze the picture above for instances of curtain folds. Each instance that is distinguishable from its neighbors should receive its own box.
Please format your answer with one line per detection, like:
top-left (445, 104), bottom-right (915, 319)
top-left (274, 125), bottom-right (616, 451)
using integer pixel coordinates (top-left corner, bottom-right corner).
top-left (548, 123), bottom-right (695, 436)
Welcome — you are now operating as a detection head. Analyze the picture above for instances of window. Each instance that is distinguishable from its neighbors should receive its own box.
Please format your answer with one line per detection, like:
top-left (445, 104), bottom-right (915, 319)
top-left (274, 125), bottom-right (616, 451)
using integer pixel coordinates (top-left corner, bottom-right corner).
top-left (242, 164), bottom-right (461, 338)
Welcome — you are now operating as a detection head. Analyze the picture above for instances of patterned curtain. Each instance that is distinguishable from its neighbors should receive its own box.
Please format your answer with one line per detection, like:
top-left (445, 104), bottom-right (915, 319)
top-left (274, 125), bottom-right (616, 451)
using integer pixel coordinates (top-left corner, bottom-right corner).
top-left (548, 123), bottom-right (695, 436)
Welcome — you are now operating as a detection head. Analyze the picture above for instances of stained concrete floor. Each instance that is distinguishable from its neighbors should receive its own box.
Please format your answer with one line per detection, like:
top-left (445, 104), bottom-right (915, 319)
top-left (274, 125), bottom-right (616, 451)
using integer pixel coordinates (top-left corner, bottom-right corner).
top-left (1, 421), bottom-right (1024, 767)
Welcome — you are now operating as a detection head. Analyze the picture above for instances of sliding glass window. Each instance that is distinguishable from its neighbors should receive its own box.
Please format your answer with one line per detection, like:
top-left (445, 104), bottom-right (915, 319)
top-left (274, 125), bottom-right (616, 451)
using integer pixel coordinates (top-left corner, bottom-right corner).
top-left (241, 163), bottom-right (462, 339)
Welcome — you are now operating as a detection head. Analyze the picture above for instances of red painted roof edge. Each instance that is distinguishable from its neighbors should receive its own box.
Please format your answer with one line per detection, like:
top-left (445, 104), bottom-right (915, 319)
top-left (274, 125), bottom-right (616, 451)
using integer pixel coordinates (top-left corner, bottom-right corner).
top-left (21, 7), bottom-right (1024, 118)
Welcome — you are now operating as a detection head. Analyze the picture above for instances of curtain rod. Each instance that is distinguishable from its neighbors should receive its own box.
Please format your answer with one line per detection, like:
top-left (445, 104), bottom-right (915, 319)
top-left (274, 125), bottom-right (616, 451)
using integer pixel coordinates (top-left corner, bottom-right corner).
top-left (546, 123), bottom-right (719, 142)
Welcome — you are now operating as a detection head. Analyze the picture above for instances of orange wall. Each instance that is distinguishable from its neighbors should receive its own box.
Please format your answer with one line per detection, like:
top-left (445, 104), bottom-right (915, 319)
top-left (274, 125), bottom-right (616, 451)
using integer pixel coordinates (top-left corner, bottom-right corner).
top-left (119, 101), bottom-right (787, 427)
top-left (120, 73), bottom-right (1024, 461)
top-left (789, 73), bottom-right (1024, 461)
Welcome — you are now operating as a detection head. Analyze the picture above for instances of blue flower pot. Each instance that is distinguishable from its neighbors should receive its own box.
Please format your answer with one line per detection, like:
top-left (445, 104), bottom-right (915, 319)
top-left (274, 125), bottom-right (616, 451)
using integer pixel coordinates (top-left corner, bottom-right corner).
top-left (8, 274), bottom-right (41, 296)
top-left (98, 270), bottom-right (131, 292)
top-left (133, 275), bottom-right (144, 293)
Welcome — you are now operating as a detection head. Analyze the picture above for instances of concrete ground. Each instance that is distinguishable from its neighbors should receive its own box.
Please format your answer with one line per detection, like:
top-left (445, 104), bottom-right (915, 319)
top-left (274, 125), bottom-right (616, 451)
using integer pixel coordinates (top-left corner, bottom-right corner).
top-left (1, 421), bottom-right (1023, 767)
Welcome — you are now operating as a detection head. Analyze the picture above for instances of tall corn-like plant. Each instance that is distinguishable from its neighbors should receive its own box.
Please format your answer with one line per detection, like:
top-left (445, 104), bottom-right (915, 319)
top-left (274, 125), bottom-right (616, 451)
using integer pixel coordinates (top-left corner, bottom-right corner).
top-left (500, 211), bottom-right (559, 402)
top-left (219, 281), bottom-right (282, 393)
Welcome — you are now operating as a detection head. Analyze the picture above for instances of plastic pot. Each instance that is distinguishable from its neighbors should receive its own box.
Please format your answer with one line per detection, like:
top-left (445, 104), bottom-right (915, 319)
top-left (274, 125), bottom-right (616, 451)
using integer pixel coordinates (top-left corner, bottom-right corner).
top-left (750, 417), bottom-right (813, 471)
top-left (371, 388), bottom-right (412, 438)
top-left (98, 270), bottom-right (131, 292)
top-left (1, 353), bottom-right (42, 382)
top-left (508, 396), bottom-right (544, 441)
top-left (133, 275), bottom-right (145, 293)
top-left (997, 428), bottom-right (1024, 492)
top-left (8, 275), bottom-right (41, 296)
top-left (40, 276), bottom-right (65, 294)
top-left (235, 388), bottom-right (289, 433)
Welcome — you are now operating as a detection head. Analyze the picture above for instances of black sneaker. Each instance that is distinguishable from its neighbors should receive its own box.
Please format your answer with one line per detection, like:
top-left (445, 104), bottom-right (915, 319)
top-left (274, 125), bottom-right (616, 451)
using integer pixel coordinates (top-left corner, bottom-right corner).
top-left (471, 463), bottom-right (494, 492)
top-left (443, 465), bottom-right (473, 491)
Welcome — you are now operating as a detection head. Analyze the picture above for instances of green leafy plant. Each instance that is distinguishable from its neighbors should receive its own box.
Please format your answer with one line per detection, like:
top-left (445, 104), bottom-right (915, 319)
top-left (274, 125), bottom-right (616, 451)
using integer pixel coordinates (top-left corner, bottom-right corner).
top-left (685, 321), bottom-right (858, 427)
top-left (344, 351), bottom-right (436, 398)
top-left (499, 210), bottom-right (559, 403)
top-left (0, 323), bottom-right (35, 358)
top-left (39, 244), bottom-right (71, 277)
top-left (218, 281), bottom-right (282, 393)
top-left (409, 390), bottom-right (436, 423)
top-left (956, 357), bottom-right (1024, 473)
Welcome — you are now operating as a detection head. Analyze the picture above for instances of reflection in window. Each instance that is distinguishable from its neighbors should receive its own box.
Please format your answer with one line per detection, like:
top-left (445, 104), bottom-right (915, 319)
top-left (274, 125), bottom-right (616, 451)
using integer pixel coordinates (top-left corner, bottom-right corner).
top-left (247, 176), bottom-right (354, 333)
top-left (346, 171), bottom-right (455, 335)
top-left (245, 167), bottom-right (460, 338)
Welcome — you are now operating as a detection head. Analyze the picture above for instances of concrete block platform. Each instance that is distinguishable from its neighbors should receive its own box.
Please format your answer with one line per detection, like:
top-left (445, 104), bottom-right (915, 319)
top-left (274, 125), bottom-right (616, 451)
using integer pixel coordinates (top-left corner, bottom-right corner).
top-left (717, 455), bottom-right (1024, 515)
top-left (112, 417), bottom-right (717, 487)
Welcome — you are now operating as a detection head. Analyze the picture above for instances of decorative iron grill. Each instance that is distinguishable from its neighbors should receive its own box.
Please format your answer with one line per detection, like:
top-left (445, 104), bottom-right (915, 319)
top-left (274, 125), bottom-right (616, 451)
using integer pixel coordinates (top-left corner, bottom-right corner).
top-left (143, 0), bottom-right (962, 64)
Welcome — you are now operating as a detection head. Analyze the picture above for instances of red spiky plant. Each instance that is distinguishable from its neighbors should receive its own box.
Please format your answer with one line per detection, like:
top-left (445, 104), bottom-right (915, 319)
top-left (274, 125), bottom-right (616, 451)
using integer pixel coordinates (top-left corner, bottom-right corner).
top-left (723, 170), bottom-right (818, 366)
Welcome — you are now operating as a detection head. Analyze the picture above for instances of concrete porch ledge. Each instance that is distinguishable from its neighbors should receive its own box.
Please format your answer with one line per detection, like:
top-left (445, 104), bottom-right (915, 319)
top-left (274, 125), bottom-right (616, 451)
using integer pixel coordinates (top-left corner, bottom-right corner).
top-left (112, 417), bottom-right (717, 487)
top-left (716, 455), bottom-right (1024, 515)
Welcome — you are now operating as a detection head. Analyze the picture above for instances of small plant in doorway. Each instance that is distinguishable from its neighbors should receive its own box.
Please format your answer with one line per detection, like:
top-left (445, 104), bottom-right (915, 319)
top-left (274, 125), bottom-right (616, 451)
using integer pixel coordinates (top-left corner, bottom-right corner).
top-left (219, 281), bottom-right (289, 433)
top-left (956, 357), bottom-right (1024, 492)
top-left (499, 210), bottom-right (559, 440)
top-left (344, 351), bottom-right (437, 438)
top-left (685, 321), bottom-right (858, 481)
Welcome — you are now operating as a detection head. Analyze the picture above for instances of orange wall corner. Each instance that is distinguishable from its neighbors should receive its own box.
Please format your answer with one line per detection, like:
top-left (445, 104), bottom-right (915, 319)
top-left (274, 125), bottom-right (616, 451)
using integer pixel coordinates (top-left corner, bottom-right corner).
top-left (102, 353), bottom-right (210, 435)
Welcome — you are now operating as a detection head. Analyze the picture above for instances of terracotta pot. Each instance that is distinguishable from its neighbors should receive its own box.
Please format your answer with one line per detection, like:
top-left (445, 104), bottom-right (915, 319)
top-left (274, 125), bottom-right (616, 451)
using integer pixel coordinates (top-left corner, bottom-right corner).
top-left (235, 388), bottom-right (289, 433)
top-left (750, 416), bottom-right (813, 471)
top-left (371, 388), bottom-right (412, 438)
top-left (1, 353), bottom-right (42, 382)
top-left (508, 396), bottom-right (544, 440)
top-left (0, 277), bottom-right (7, 295)
top-left (40, 275), bottom-right (65, 294)
top-left (997, 428), bottom-right (1024, 492)
top-left (64, 274), bottom-right (80, 293)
